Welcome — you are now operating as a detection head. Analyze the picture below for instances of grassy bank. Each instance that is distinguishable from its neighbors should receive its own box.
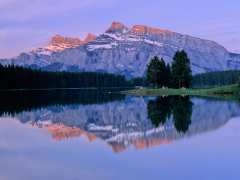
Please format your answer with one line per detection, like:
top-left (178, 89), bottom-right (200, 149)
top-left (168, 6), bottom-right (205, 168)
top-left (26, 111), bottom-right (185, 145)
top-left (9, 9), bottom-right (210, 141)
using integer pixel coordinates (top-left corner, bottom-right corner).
top-left (124, 84), bottom-right (240, 98)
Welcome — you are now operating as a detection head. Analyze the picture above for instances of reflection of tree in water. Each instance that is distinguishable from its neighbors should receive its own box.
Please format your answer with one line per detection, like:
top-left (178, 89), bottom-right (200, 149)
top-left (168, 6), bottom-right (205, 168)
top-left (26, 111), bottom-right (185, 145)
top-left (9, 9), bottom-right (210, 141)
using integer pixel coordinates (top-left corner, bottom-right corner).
top-left (172, 96), bottom-right (193, 133)
top-left (147, 96), bottom-right (193, 133)
top-left (147, 97), bottom-right (172, 127)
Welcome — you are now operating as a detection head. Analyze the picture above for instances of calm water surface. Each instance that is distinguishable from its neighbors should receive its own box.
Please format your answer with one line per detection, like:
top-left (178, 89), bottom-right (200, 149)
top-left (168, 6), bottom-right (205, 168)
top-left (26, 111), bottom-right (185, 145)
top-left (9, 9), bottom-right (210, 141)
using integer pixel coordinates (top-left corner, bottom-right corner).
top-left (0, 90), bottom-right (240, 180)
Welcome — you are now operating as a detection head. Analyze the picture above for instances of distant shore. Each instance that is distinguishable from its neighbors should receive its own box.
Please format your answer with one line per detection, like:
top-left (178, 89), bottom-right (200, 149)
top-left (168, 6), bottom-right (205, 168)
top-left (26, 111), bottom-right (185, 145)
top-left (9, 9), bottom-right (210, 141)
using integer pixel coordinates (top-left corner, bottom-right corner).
top-left (123, 84), bottom-right (240, 98)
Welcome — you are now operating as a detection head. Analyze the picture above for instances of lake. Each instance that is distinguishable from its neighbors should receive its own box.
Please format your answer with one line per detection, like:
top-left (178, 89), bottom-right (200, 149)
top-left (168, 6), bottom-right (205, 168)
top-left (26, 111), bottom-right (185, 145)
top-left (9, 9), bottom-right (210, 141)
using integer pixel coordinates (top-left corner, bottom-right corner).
top-left (0, 89), bottom-right (240, 180)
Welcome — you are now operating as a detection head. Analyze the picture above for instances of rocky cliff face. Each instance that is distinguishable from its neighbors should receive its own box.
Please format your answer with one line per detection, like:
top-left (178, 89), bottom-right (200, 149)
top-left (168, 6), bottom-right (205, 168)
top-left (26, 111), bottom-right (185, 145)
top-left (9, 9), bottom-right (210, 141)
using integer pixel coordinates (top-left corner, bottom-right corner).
top-left (27, 33), bottom-right (97, 56)
top-left (1, 22), bottom-right (240, 77)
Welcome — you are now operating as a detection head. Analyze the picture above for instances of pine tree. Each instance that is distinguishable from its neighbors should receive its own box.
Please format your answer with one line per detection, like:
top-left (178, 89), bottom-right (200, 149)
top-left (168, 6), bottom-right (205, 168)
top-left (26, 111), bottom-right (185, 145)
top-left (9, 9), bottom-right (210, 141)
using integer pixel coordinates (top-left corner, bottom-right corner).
top-left (147, 56), bottom-right (161, 87)
top-left (165, 63), bottom-right (172, 87)
top-left (171, 50), bottom-right (192, 88)
top-left (147, 56), bottom-right (169, 87)
top-left (158, 58), bottom-right (167, 87)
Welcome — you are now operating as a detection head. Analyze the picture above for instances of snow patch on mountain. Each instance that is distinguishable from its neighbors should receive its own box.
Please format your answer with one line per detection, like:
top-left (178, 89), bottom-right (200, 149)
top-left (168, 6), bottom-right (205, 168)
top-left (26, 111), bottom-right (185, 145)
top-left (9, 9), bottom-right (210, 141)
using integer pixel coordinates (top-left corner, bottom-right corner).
top-left (87, 42), bottom-right (118, 51)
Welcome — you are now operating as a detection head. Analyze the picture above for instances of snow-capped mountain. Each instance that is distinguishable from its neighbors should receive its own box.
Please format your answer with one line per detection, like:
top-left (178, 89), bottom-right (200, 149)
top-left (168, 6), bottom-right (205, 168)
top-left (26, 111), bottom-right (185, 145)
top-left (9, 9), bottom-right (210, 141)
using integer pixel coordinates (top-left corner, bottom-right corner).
top-left (1, 21), bottom-right (240, 77)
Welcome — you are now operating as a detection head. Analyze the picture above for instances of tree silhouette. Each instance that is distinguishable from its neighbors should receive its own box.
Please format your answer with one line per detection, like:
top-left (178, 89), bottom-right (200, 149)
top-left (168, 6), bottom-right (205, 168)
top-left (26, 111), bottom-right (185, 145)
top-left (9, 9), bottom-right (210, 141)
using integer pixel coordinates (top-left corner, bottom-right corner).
top-left (171, 50), bottom-right (192, 88)
top-left (165, 63), bottom-right (172, 87)
top-left (147, 97), bottom-right (172, 127)
top-left (147, 96), bottom-right (193, 133)
top-left (172, 96), bottom-right (193, 133)
top-left (147, 56), bottom-right (170, 87)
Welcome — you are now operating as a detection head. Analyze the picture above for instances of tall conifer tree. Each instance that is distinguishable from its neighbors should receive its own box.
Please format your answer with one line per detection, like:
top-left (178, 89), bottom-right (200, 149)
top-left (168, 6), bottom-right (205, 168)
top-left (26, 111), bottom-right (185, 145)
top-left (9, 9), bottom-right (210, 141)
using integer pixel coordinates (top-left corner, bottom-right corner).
top-left (171, 50), bottom-right (192, 88)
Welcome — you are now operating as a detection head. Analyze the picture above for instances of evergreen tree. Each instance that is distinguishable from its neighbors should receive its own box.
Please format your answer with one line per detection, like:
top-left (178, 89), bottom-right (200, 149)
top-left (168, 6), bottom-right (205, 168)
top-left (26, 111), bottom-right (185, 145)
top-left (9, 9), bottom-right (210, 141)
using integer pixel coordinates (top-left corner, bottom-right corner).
top-left (146, 56), bottom-right (169, 87)
top-left (147, 56), bottom-right (161, 87)
top-left (158, 58), bottom-right (168, 87)
top-left (171, 50), bottom-right (192, 88)
top-left (165, 63), bottom-right (172, 87)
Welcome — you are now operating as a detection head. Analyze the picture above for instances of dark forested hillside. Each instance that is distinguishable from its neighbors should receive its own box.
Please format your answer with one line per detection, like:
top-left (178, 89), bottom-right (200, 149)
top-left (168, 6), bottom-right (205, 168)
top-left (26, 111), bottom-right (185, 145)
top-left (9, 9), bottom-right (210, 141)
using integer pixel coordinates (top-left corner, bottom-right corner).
top-left (192, 70), bottom-right (240, 88)
top-left (0, 65), bottom-right (131, 89)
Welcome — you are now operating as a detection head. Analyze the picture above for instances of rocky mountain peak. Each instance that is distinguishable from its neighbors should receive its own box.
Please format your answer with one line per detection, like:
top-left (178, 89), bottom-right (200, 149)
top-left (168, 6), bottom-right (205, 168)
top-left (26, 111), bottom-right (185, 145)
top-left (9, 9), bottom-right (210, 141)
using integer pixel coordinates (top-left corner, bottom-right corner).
top-left (49, 34), bottom-right (83, 47)
top-left (105, 22), bottom-right (170, 36)
top-left (32, 34), bottom-right (96, 55)
top-left (83, 33), bottom-right (97, 43)
top-left (131, 25), bottom-right (170, 35)
top-left (106, 21), bottom-right (129, 33)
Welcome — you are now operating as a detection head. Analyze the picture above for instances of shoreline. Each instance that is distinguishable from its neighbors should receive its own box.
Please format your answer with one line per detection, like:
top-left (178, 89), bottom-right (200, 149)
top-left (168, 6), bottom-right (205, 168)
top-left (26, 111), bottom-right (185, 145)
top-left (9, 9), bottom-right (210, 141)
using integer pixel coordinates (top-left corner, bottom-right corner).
top-left (123, 84), bottom-right (240, 98)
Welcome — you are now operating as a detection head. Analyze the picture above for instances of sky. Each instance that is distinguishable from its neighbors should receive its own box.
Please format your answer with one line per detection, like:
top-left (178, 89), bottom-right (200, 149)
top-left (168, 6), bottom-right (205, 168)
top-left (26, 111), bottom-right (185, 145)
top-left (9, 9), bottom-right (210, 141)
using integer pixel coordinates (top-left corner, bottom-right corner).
top-left (0, 0), bottom-right (240, 58)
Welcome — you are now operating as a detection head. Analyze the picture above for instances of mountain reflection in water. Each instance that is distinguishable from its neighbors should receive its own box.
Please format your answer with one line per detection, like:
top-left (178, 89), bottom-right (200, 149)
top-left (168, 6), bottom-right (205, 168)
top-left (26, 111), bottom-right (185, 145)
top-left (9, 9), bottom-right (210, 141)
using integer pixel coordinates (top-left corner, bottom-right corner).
top-left (0, 90), bottom-right (239, 153)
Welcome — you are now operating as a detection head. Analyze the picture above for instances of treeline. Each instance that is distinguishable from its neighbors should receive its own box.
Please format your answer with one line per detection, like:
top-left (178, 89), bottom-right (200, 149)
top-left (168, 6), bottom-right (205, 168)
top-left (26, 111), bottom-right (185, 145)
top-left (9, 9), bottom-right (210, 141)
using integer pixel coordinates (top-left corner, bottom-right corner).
top-left (192, 70), bottom-right (240, 88)
top-left (0, 65), bottom-right (131, 89)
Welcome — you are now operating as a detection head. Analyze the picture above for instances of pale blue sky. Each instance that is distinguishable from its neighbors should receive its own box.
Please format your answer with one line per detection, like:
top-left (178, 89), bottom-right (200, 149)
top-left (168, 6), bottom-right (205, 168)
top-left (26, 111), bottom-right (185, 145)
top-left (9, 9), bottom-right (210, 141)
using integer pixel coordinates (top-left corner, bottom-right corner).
top-left (0, 0), bottom-right (239, 58)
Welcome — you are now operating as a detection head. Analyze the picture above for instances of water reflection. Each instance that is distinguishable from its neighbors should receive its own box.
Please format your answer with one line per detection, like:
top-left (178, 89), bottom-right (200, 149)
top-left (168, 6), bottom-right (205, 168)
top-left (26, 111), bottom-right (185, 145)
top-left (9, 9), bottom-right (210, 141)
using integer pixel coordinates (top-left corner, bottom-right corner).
top-left (0, 90), bottom-right (239, 153)
top-left (147, 97), bottom-right (172, 127)
top-left (0, 89), bottom-right (125, 115)
top-left (173, 96), bottom-right (193, 133)
top-left (147, 96), bottom-right (193, 133)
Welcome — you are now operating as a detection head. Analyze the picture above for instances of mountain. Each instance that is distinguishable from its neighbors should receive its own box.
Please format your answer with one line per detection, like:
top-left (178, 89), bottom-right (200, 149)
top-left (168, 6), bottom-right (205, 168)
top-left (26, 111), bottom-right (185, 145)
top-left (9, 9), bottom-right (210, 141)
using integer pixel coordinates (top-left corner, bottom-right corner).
top-left (1, 21), bottom-right (240, 78)
top-left (29, 33), bottom-right (97, 55)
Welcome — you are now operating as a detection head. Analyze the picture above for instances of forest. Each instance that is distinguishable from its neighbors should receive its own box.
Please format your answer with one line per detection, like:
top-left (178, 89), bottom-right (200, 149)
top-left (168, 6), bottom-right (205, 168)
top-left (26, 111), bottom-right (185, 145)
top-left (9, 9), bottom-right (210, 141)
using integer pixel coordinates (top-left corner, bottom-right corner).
top-left (131, 69), bottom-right (240, 88)
top-left (0, 65), bottom-right (130, 89)
top-left (192, 70), bottom-right (240, 88)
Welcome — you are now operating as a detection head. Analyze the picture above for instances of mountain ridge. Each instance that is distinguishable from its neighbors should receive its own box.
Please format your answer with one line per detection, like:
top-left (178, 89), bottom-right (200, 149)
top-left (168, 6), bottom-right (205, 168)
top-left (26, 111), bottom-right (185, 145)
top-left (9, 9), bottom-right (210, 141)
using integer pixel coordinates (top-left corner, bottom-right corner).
top-left (30, 33), bottom-right (97, 55)
top-left (1, 21), bottom-right (240, 78)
